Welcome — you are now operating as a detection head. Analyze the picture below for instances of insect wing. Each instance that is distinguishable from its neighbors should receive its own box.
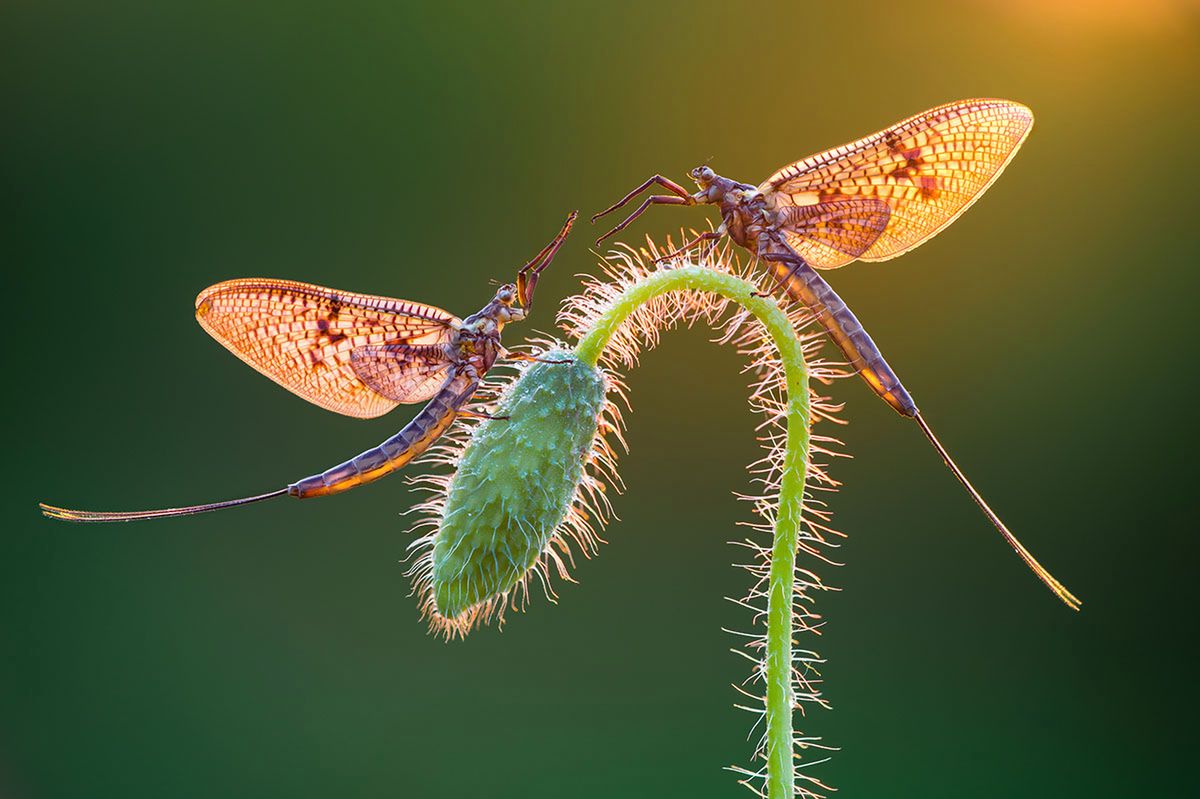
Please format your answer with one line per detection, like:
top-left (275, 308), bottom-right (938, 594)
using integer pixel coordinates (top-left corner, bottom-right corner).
top-left (195, 278), bottom-right (460, 418)
top-left (761, 99), bottom-right (1033, 268)
top-left (774, 198), bottom-right (892, 269)
top-left (349, 343), bottom-right (454, 404)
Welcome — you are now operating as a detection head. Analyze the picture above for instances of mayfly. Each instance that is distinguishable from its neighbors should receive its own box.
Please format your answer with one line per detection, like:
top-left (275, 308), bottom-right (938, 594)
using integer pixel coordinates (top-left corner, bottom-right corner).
top-left (593, 99), bottom-right (1080, 610)
top-left (40, 212), bottom-right (577, 523)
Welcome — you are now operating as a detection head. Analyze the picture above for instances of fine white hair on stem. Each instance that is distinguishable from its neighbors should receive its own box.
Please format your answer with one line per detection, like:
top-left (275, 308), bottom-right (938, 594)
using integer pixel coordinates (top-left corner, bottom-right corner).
top-left (563, 234), bottom-right (852, 798)
top-left (407, 233), bottom-right (850, 797)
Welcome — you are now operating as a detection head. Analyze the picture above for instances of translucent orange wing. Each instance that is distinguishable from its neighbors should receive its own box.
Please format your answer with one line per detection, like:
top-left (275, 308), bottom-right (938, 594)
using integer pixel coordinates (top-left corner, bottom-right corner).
top-left (195, 278), bottom-right (460, 418)
top-left (773, 198), bottom-right (892, 269)
top-left (350, 343), bottom-right (453, 404)
top-left (761, 99), bottom-right (1033, 269)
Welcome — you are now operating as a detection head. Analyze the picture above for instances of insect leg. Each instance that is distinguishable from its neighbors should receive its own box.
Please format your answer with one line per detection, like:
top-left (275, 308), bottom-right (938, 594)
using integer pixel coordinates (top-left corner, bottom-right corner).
top-left (517, 211), bottom-right (578, 308)
top-left (456, 408), bottom-right (510, 421)
top-left (503, 350), bottom-right (570, 365)
top-left (590, 175), bottom-right (692, 224)
top-left (752, 237), bottom-right (807, 298)
top-left (595, 195), bottom-right (692, 245)
top-left (652, 230), bottom-right (722, 263)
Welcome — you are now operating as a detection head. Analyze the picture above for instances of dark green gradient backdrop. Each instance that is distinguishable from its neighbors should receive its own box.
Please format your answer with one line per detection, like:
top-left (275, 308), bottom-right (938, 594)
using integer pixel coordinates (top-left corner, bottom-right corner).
top-left (3, 2), bottom-right (1196, 797)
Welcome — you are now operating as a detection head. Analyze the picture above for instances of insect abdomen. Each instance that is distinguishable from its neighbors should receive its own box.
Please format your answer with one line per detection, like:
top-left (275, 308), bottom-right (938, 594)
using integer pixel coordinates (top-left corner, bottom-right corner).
top-left (288, 373), bottom-right (479, 498)
top-left (776, 261), bottom-right (918, 417)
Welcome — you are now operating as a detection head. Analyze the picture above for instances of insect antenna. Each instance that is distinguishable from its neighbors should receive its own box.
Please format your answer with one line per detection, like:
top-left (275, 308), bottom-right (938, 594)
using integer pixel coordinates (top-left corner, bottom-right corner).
top-left (913, 413), bottom-right (1081, 610)
top-left (39, 488), bottom-right (289, 523)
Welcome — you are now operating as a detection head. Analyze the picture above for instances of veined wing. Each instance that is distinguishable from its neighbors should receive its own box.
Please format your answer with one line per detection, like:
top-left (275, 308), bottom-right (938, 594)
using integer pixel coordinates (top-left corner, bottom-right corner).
top-left (350, 343), bottom-right (454, 404)
top-left (762, 99), bottom-right (1033, 268)
top-left (773, 198), bottom-right (892, 268)
top-left (195, 278), bottom-right (460, 418)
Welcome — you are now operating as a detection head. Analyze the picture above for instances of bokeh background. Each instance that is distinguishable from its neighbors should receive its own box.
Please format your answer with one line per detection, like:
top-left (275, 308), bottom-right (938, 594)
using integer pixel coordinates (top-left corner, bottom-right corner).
top-left (4, 1), bottom-right (1197, 797)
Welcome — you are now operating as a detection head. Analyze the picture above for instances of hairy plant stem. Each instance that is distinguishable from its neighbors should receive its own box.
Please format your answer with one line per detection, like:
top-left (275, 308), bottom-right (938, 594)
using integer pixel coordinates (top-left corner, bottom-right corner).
top-left (575, 266), bottom-right (811, 799)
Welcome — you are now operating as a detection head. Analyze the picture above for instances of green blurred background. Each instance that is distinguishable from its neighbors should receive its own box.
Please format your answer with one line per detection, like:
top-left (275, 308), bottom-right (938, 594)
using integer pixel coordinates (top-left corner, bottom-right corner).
top-left (3, 1), bottom-right (1196, 796)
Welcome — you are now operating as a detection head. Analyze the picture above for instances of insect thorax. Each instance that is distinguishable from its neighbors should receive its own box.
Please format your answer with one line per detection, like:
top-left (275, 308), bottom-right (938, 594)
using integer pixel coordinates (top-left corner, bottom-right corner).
top-left (718, 193), bottom-right (768, 249)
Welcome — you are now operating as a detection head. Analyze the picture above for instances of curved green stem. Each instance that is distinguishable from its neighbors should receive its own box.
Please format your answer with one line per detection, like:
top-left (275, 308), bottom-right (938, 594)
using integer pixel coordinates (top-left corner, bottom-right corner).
top-left (576, 266), bottom-right (810, 799)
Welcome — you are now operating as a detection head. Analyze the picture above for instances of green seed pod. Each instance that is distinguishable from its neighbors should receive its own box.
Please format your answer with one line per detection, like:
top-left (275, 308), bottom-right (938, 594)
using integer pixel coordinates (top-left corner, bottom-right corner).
top-left (431, 350), bottom-right (606, 622)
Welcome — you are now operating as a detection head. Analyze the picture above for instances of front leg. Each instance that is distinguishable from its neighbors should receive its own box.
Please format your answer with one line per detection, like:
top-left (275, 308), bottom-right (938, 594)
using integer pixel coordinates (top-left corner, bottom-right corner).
top-left (516, 211), bottom-right (577, 309)
top-left (595, 194), bottom-right (694, 245)
top-left (591, 175), bottom-right (693, 223)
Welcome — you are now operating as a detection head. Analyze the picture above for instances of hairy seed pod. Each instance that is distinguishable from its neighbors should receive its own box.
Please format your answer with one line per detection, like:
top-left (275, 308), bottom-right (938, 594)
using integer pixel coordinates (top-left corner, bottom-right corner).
top-left (431, 350), bottom-right (606, 620)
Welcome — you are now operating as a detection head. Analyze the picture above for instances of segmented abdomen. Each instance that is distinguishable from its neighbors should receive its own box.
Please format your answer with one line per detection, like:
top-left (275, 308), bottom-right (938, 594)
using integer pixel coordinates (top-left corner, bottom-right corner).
top-left (288, 371), bottom-right (479, 498)
top-left (774, 259), bottom-right (918, 417)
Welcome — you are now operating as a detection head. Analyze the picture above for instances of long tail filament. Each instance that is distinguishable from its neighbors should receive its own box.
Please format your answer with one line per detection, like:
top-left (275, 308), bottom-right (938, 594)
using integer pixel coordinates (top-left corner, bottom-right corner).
top-left (38, 488), bottom-right (289, 523)
top-left (914, 412), bottom-right (1081, 610)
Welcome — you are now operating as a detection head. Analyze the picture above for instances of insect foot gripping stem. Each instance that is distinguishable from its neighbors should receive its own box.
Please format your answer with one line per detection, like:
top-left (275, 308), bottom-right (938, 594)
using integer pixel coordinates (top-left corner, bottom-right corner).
top-left (408, 349), bottom-right (610, 639)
